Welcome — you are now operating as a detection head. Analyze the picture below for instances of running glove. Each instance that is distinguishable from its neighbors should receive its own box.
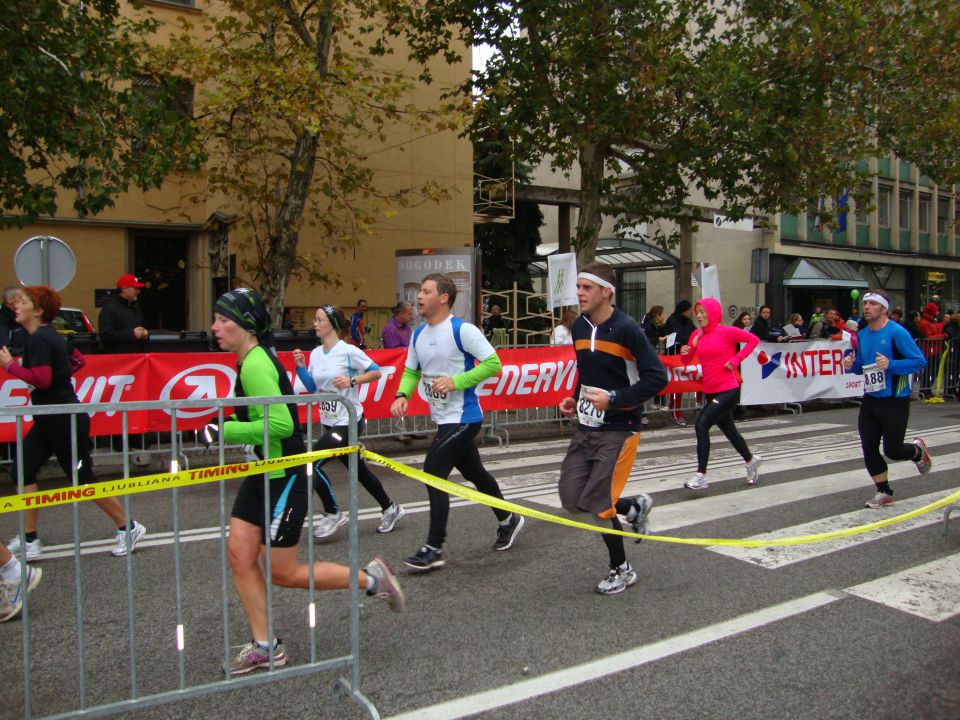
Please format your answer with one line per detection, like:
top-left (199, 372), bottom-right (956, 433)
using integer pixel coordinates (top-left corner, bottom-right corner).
top-left (199, 423), bottom-right (220, 447)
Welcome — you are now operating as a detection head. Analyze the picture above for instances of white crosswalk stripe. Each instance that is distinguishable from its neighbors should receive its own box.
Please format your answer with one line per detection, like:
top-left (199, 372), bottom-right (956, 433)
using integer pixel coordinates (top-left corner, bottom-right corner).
top-left (844, 552), bottom-right (960, 622)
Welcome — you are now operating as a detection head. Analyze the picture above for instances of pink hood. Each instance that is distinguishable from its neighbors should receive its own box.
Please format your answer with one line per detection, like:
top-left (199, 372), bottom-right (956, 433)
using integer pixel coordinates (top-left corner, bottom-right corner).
top-left (694, 297), bottom-right (723, 332)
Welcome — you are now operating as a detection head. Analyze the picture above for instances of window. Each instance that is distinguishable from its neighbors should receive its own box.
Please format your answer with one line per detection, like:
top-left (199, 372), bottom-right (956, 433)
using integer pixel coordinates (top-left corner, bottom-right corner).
top-left (855, 184), bottom-right (871, 225)
top-left (133, 75), bottom-right (194, 119)
top-left (898, 192), bottom-right (912, 230)
top-left (877, 187), bottom-right (891, 228)
top-left (617, 270), bottom-right (646, 321)
top-left (937, 198), bottom-right (950, 234)
top-left (919, 195), bottom-right (931, 233)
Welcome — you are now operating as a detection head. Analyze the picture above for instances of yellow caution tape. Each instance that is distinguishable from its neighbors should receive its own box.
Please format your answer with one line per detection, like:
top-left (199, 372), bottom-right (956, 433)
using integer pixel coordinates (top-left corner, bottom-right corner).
top-left (2, 444), bottom-right (958, 548)
top-left (361, 449), bottom-right (960, 548)
top-left (0, 447), bottom-right (357, 514)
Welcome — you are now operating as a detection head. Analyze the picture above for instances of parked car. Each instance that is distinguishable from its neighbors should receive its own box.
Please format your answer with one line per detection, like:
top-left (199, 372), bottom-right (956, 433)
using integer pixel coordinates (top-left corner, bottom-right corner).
top-left (53, 307), bottom-right (95, 334)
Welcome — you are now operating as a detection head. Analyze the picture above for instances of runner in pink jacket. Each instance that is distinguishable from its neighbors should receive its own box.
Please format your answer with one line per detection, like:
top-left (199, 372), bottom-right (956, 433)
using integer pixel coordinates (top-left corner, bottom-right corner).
top-left (680, 297), bottom-right (762, 491)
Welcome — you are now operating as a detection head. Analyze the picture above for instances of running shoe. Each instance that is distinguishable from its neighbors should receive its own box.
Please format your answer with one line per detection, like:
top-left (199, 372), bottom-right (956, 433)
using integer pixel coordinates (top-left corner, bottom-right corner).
top-left (402, 545), bottom-right (445, 572)
top-left (913, 437), bottom-right (932, 475)
top-left (684, 473), bottom-right (709, 491)
top-left (0, 566), bottom-right (42, 623)
top-left (865, 491), bottom-right (894, 509)
top-left (674, 416), bottom-right (687, 427)
top-left (493, 513), bottom-right (525, 551)
top-left (6, 535), bottom-right (43, 562)
top-left (627, 494), bottom-right (653, 542)
top-left (376, 504), bottom-right (405, 534)
top-left (225, 639), bottom-right (287, 676)
top-left (595, 562), bottom-right (637, 595)
top-left (365, 556), bottom-right (405, 612)
top-left (745, 454), bottom-right (763, 485)
top-left (111, 521), bottom-right (147, 557)
top-left (313, 511), bottom-right (346, 541)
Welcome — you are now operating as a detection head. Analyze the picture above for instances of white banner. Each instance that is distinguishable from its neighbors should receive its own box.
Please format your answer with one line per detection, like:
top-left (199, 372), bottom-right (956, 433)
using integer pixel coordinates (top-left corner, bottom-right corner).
top-left (740, 339), bottom-right (863, 405)
top-left (701, 263), bottom-right (720, 301)
top-left (547, 253), bottom-right (578, 309)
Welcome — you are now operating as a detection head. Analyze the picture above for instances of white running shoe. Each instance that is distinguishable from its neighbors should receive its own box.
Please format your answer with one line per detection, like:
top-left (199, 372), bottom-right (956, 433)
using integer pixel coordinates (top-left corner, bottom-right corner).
top-left (313, 511), bottom-right (346, 540)
top-left (111, 521), bottom-right (147, 557)
top-left (0, 565), bottom-right (42, 622)
top-left (376, 504), bottom-right (405, 534)
top-left (913, 437), bottom-right (931, 475)
top-left (595, 563), bottom-right (638, 595)
top-left (684, 474), bottom-right (709, 491)
top-left (7, 535), bottom-right (43, 561)
top-left (745, 454), bottom-right (762, 485)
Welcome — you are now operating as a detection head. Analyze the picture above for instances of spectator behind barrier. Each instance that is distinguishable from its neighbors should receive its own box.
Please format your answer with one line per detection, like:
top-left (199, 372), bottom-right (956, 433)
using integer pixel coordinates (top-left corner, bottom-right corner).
top-left (99, 274), bottom-right (150, 354)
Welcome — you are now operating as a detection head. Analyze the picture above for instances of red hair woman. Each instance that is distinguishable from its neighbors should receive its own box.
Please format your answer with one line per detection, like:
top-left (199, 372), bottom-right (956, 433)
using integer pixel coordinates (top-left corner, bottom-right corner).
top-left (0, 286), bottom-right (147, 560)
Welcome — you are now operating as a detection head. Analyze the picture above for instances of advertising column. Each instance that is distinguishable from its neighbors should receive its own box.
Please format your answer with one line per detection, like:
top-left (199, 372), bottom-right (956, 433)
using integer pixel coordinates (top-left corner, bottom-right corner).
top-left (395, 248), bottom-right (478, 323)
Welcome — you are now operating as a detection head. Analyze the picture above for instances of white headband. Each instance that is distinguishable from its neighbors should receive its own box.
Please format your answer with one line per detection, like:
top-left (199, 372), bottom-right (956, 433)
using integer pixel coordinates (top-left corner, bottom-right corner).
top-left (863, 292), bottom-right (889, 310)
top-left (577, 272), bottom-right (615, 294)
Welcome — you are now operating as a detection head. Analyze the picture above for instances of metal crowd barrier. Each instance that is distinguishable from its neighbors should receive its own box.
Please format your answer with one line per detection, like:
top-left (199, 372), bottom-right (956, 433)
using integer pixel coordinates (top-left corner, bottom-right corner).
top-left (914, 338), bottom-right (958, 401)
top-left (1, 393), bottom-right (383, 720)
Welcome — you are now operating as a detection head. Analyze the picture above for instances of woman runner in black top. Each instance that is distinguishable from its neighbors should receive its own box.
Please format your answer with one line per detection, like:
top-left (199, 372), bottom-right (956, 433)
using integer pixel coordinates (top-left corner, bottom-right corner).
top-left (0, 286), bottom-right (147, 560)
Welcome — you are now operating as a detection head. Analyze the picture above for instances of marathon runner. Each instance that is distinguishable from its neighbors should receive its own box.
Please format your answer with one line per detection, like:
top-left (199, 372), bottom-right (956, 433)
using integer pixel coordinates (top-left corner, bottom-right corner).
top-left (842, 289), bottom-right (932, 508)
top-left (391, 273), bottom-right (523, 572)
top-left (558, 264), bottom-right (667, 595)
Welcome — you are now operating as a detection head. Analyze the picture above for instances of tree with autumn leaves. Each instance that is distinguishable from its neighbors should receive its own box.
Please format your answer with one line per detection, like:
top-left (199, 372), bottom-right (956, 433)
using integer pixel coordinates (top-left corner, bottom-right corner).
top-left (156, 0), bottom-right (467, 322)
top-left (1, 0), bottom-right (196, 227)
top-left (391, 0), bottom-right (960, 264)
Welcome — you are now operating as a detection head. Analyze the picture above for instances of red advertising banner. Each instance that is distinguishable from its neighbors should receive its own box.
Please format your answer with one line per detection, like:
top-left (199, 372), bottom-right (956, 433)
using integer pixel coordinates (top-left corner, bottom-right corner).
top-left (0, 347), bottom-right (704, 441)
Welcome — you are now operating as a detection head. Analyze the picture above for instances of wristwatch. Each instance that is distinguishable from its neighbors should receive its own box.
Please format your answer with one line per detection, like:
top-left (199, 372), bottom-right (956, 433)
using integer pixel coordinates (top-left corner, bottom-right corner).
top-left (350, 377), bottom-right (357, 388)
top-left (607, 390), bottom-right (617, 406)
top-left (395, 391), bottom-right (408, 399)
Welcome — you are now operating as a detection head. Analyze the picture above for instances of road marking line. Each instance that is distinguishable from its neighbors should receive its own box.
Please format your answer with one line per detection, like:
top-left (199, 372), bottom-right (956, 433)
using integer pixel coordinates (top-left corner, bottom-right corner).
top-left (385, 592), bottom-right (841, 720)
top-left (845, 552), bottom-right (960, 622)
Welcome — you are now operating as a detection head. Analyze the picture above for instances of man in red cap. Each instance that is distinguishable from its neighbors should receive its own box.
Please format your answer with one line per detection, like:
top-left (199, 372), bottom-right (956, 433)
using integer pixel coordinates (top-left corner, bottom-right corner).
top-left (98, 274), bottom-right (150, 354)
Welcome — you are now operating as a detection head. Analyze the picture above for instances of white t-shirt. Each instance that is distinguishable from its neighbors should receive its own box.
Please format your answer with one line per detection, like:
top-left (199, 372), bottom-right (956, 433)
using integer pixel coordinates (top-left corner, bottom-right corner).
top-left (551, 324), bottom-right (572, 345)
top-left (293, 340), bottom-right (377, 426)
top-left (405, 315), bottom-right (496, 424)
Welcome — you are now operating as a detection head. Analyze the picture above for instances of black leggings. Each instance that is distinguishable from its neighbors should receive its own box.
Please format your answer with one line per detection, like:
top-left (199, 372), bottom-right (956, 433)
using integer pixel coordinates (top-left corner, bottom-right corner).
top-left (19, 413), bottom-right (95, 485)
top-left (424, 423), bottom-right (509, 548)
top-left (695, 388), bottom-right (752, 474)
top-left (857, 395), bottom-right (916, 477)
top-left (312, 423), bottom-right (392, 513)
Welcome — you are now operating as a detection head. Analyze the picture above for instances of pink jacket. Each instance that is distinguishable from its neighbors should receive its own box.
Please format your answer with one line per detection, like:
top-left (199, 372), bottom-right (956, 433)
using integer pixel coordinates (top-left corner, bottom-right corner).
top-left (685, 297), bottom-right (759, 394)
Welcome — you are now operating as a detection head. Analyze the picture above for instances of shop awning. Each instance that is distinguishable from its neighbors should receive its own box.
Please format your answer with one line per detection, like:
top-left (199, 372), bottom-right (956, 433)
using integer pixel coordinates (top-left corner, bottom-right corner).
top-left (782, 258), bottom-right (869, 288)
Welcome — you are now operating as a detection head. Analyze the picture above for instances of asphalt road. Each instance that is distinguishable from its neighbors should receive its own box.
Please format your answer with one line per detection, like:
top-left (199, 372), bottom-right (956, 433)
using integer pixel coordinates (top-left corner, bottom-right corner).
top-left (2, 401), bottom-right (959, 720)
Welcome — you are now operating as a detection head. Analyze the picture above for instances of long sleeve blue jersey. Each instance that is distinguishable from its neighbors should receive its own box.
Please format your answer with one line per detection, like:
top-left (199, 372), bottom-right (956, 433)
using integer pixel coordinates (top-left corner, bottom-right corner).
top-left (848, 319), bottom-right (925, 398)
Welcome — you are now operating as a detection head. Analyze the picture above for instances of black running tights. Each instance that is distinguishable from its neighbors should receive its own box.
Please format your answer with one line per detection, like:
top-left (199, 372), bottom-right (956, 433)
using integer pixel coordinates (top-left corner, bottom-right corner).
top-left (424, 423), bottom-right (509, 548)
top-left (695, 388), bottom-right (752, 474)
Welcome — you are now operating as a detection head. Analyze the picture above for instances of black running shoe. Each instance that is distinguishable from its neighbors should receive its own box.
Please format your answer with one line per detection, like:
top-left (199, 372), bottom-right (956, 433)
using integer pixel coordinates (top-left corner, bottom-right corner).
top-left (493, 513), bottom-right (525, 551)
top-left (402, 545), bottom-right (445, 572)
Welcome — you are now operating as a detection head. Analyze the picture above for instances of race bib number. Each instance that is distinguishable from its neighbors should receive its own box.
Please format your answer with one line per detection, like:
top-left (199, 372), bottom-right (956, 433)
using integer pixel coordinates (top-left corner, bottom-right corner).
top-left (421, 373), bottom-right (448, 408)
top-left (577, 385), bottom-right (605, 427)
top-left (862, 363), bottom-right (886, 393)
top-left (319, 399), bottom-right (340, 422)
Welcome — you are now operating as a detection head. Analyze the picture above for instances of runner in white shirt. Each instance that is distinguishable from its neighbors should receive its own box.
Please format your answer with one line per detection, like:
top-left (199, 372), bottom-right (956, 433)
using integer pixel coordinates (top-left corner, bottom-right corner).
top-left (391, 273), bottom-right (524, 571)
top-left (294, 304), bottom-right (404, 539)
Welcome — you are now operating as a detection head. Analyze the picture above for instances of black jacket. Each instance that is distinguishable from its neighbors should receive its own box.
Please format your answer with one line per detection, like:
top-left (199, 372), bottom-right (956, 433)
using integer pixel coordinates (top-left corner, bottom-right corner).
top-left (664, 311), bottom-right (695, 354)
top-left (98, 294), bottom-right (148, 353)
top-left (750, 316), bottom-right (783, 342)
top-left (0, 305), bottom-right (26, 355)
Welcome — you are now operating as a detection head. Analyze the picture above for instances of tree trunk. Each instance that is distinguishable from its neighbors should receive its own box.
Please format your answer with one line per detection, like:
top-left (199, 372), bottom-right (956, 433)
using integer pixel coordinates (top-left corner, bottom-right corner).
top-left (261, 129), bottom-right (319, 326)
top-left (575, 141), bottom-right (606, 266)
